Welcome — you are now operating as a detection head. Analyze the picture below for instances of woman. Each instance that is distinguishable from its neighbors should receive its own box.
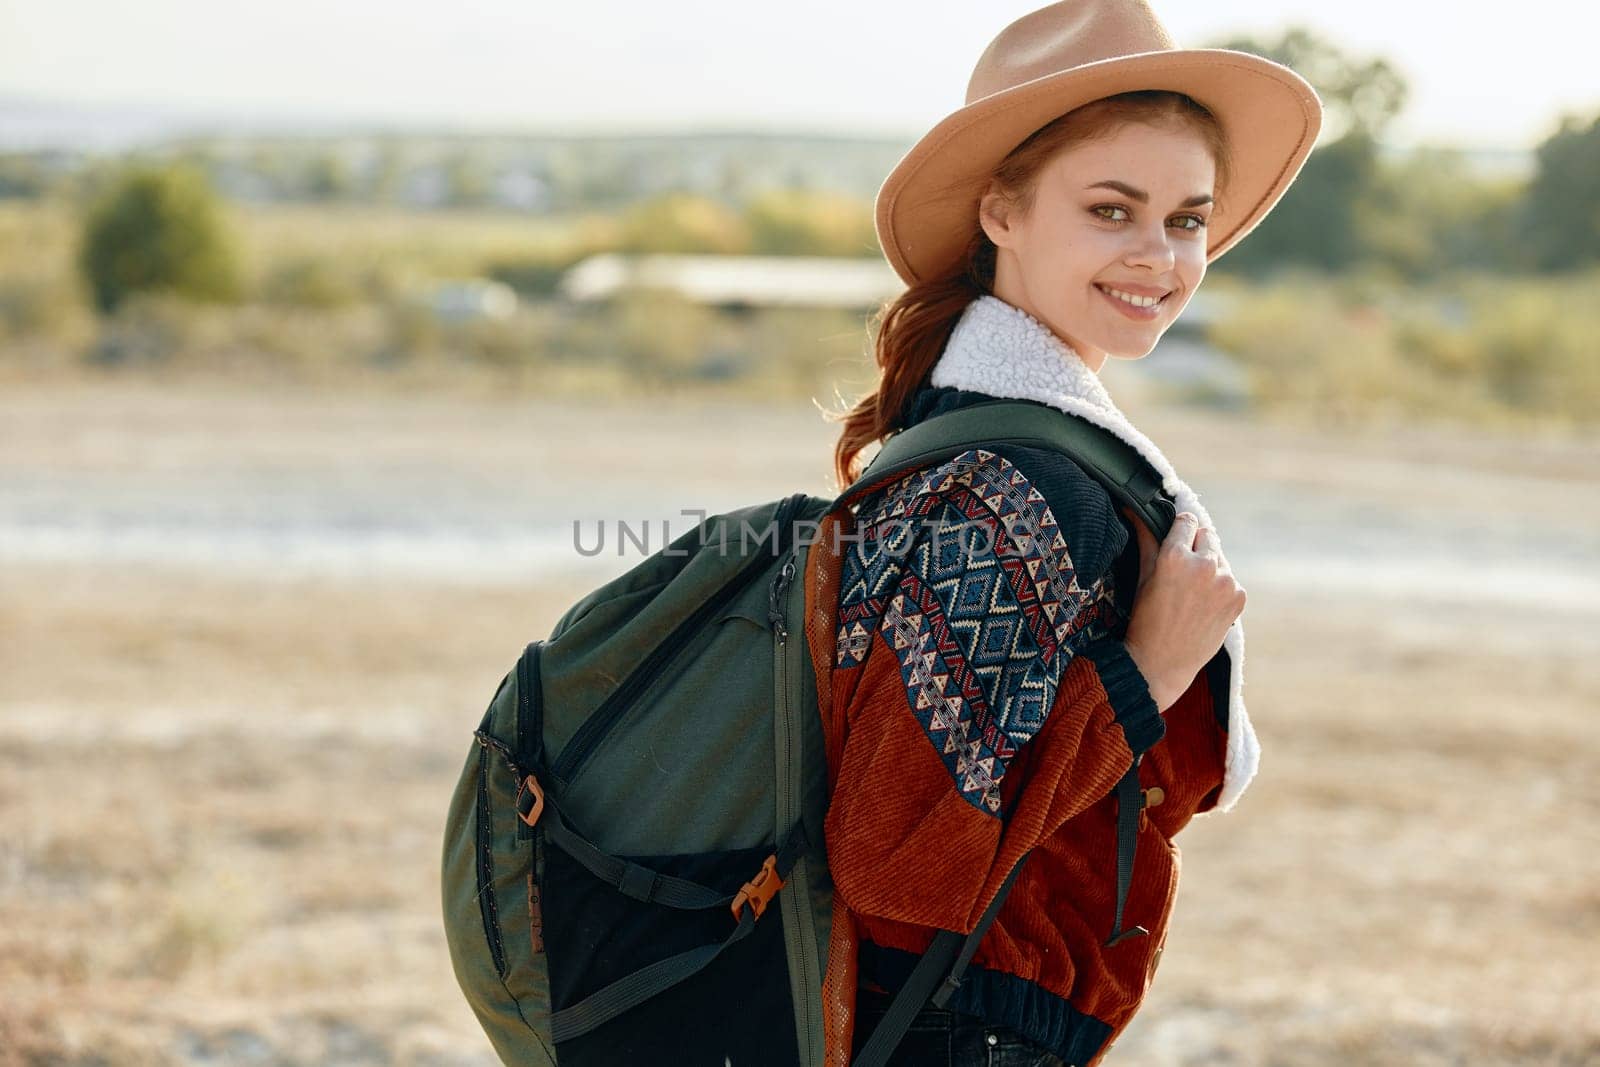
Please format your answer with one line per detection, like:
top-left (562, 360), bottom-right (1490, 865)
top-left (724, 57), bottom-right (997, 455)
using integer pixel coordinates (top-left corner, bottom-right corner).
top-left (803, 2), bottom-right (1322, 1064)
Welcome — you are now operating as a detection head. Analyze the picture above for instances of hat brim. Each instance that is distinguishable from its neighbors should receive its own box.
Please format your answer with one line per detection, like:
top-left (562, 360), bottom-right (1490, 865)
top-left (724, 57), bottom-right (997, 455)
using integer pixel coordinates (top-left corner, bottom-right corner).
top-left (874, 49), bottom-right (1324, 287)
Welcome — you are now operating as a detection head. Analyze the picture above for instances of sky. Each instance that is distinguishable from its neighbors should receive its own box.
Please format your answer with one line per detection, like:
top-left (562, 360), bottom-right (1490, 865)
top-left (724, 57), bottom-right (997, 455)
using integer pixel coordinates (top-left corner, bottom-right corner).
top-left (2, 0), bottom-right (1596, 151)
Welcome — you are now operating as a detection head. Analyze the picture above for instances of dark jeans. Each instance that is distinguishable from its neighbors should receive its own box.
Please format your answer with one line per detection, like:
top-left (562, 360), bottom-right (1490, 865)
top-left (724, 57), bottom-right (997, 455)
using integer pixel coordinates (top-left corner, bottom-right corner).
top-left (850, 986), bottom-right (1068, 1067)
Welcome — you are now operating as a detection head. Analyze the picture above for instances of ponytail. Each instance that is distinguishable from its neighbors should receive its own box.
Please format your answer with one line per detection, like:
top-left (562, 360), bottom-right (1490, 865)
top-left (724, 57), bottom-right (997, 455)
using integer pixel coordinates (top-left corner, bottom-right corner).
top-left (827, 230), bottom-right (995, 490)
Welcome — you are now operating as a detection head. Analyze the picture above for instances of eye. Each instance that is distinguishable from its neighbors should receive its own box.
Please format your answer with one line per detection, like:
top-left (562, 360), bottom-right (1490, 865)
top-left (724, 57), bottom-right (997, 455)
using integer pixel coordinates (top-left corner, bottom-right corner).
top-left (1171, 214), bottom-right (1207, 232)
top-left (1091, 204), bottom-right (1129, 223)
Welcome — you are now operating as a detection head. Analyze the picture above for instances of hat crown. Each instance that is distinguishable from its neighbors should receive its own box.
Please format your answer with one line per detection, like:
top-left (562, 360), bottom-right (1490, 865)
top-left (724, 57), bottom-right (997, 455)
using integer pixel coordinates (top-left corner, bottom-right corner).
top-left (966, 0), bottom-right (1177, 105)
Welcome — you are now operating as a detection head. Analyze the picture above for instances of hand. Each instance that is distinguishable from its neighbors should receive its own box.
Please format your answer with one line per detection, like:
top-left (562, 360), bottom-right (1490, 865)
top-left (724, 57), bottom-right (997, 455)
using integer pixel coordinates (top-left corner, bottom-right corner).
top-left (1118, 507), bottom-right (1246, 713)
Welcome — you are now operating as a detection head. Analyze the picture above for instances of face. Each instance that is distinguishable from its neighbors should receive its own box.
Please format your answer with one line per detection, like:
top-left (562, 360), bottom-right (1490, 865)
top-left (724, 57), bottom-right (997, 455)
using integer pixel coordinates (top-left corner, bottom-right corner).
top-left (978, 120), bottom-right (1216, 373)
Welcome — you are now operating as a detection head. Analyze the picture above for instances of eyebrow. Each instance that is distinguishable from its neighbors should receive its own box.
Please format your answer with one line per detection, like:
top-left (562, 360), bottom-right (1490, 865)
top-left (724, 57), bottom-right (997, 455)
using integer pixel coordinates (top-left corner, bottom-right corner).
top-left (1085, 179), bottom-right (1213, 208)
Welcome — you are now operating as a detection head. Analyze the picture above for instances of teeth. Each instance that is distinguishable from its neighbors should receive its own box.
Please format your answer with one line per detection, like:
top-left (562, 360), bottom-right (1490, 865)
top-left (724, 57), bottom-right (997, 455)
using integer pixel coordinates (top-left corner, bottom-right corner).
top-left (1100, 285), bottom-right (1165, 308)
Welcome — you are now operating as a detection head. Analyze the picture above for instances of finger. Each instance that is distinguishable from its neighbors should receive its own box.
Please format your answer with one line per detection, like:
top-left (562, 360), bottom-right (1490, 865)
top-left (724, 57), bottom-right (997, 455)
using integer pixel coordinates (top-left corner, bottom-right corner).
top-left (1193, 524), bottom-right (1221, 557)
top-left (1165, 511), bottom-right (1198, 548)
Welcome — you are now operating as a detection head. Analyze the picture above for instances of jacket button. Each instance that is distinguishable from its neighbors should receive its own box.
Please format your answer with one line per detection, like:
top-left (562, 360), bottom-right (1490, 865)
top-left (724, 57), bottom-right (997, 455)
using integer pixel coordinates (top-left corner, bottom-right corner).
top-left (1143, 786), bottom-right (1165, 808)
top-left (985, 1032), bottom-right (998, 1047)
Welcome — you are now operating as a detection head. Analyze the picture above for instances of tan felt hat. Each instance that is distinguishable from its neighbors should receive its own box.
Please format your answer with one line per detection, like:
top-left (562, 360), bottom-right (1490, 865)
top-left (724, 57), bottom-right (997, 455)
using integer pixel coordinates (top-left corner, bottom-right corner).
top-left (874, 0), bottom-right (1325, 287)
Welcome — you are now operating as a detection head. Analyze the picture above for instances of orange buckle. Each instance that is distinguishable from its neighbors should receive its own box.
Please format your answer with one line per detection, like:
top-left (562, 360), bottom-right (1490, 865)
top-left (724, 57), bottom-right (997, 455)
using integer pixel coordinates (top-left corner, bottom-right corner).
top-left (516, 774), bottom-right (545, 828)
top-left (730, 854), bottom-right (784, 922)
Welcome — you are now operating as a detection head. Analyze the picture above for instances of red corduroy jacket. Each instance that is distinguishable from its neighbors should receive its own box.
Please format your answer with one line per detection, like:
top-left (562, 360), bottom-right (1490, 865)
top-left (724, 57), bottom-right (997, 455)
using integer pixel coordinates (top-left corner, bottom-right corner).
top-left (802, 412), bottom-right (1231, 1067)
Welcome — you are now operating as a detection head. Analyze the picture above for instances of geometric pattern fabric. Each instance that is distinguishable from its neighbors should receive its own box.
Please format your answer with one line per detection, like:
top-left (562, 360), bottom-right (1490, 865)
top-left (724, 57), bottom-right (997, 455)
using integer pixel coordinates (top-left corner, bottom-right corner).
top-left (836, 448), bottom-right (1119, 814)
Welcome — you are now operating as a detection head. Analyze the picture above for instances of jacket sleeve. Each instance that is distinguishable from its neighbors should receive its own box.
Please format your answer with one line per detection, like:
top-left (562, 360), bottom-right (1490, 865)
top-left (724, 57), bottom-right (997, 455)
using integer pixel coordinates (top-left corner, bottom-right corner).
top-left (821, 446), bottom-right (1165, 935)
top-left (1153, 644), bottom-right (1232, 820)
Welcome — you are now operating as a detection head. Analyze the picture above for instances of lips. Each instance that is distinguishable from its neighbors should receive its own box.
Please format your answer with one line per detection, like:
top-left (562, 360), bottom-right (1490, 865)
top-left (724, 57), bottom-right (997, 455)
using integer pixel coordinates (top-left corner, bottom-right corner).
top-left (1094, 283), bottom-right (1168, 320)
top-left (1095, 282), bottom-right (1171, 304)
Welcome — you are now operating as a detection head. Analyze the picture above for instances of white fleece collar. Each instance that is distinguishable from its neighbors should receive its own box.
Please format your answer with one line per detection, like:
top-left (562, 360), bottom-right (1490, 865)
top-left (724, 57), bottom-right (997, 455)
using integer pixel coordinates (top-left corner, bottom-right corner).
top-left (930, 294), bottom-right (1258, 814)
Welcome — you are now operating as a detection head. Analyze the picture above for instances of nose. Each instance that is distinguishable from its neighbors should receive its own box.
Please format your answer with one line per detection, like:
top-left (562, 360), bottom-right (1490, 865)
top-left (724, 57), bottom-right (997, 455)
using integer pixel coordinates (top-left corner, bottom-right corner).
top-left (1123, 222), bottom-right (1176, 274)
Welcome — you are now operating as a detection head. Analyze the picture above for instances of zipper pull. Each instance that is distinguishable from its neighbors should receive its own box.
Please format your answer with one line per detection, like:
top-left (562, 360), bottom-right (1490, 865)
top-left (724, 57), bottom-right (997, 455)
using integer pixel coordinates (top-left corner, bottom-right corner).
top-left (769, 555), bottom-right (798, 640)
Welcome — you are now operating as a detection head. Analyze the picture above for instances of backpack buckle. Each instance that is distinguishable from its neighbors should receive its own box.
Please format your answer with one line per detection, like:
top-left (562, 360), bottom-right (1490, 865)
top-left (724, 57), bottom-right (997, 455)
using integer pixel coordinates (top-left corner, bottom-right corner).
top-left (730, 854), bottom-right (784, 922)
top-left (516, 774), bottom-right (545, 828)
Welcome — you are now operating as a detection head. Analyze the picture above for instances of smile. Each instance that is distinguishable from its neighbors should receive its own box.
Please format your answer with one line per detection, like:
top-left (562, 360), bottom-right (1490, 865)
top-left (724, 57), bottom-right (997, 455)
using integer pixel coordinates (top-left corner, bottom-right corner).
top-left (1095, 283), bottom-right (1168, 320)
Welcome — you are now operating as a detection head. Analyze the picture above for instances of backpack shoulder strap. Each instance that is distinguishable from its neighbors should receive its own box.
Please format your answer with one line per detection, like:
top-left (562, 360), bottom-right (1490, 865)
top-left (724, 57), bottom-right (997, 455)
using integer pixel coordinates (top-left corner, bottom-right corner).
top-left (836, 399), bottom-right (1177, 540)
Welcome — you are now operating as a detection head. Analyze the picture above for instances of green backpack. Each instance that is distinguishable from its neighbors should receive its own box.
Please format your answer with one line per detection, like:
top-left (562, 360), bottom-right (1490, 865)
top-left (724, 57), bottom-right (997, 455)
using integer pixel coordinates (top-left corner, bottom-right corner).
top-left (440, 399), bottom-right (1178, 1067)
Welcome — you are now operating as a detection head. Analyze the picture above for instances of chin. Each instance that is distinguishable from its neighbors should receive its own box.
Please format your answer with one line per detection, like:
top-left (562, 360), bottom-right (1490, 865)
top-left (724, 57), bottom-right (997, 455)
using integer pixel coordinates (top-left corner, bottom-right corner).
top-left (1105, 339), bottom-right (1161, 362)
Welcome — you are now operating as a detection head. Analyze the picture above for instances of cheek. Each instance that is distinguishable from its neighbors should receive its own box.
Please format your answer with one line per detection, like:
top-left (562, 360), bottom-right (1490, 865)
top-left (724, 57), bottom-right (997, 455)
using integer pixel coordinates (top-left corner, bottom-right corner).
top-left (1178, 245), bottom-right (1207, 285)
top-left (1025, 219), bottom-right (1108, 284)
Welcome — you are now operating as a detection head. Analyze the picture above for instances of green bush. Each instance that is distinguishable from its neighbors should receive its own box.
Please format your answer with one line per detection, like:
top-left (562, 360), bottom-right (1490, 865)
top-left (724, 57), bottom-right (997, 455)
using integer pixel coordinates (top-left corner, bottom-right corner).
top-left (260, 256), bottom-right (364, 308)
top-left (77, 163), bottom-right (243, 314)
top-left (487, 250), bottom-right (593, 298)
top-left (1207, 282), bottom-right (1413, 422)
top-left (615, 194), bottom-right (748, 255)
top-left (1206, 271), bottom-right (1600, 427)
top-left (1461, 272), bottom-right (1600, 418)
top-left (744, 189), bottom-right (878, 257)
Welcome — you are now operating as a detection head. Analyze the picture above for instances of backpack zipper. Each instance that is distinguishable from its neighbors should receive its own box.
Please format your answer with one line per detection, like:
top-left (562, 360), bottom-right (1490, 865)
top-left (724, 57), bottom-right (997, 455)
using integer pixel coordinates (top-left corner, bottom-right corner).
top-left (771, 537), bottom-right (823, 1063)
top-left (769, 555), bottom-right (798, 639)
top-left (474, 744), bottom-right (509, 979)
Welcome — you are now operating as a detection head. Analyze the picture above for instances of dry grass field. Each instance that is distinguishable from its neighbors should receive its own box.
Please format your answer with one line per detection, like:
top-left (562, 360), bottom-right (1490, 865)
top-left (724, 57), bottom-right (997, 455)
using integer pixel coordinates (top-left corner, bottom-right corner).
top-left (2, 379), bottom-right (1598, 1065)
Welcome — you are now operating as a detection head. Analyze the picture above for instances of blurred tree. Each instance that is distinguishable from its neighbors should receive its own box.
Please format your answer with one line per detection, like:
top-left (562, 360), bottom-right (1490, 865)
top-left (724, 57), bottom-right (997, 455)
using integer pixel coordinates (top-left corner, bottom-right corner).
top-left (616, 193), bottom-right (749, 254)
top-left (1357, 147), bottom-right (1524, 278)
top-left (1202, 27), bottom-right (1408, 275)
top-left (1208, 26), bottom-right (1407, 143)
top-left (744, 189), bottom-right (879, 257)
top-left (305, 151), bottom-right (354, 202)
top-left (444, 152), bottom-right (491, 208)
top-left (1215, 131), bottom-right (1378, 273)
top-left (77, 163), bottom-right (243, 314)
top-left (1521, 112), bottom-right (1600, 271)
